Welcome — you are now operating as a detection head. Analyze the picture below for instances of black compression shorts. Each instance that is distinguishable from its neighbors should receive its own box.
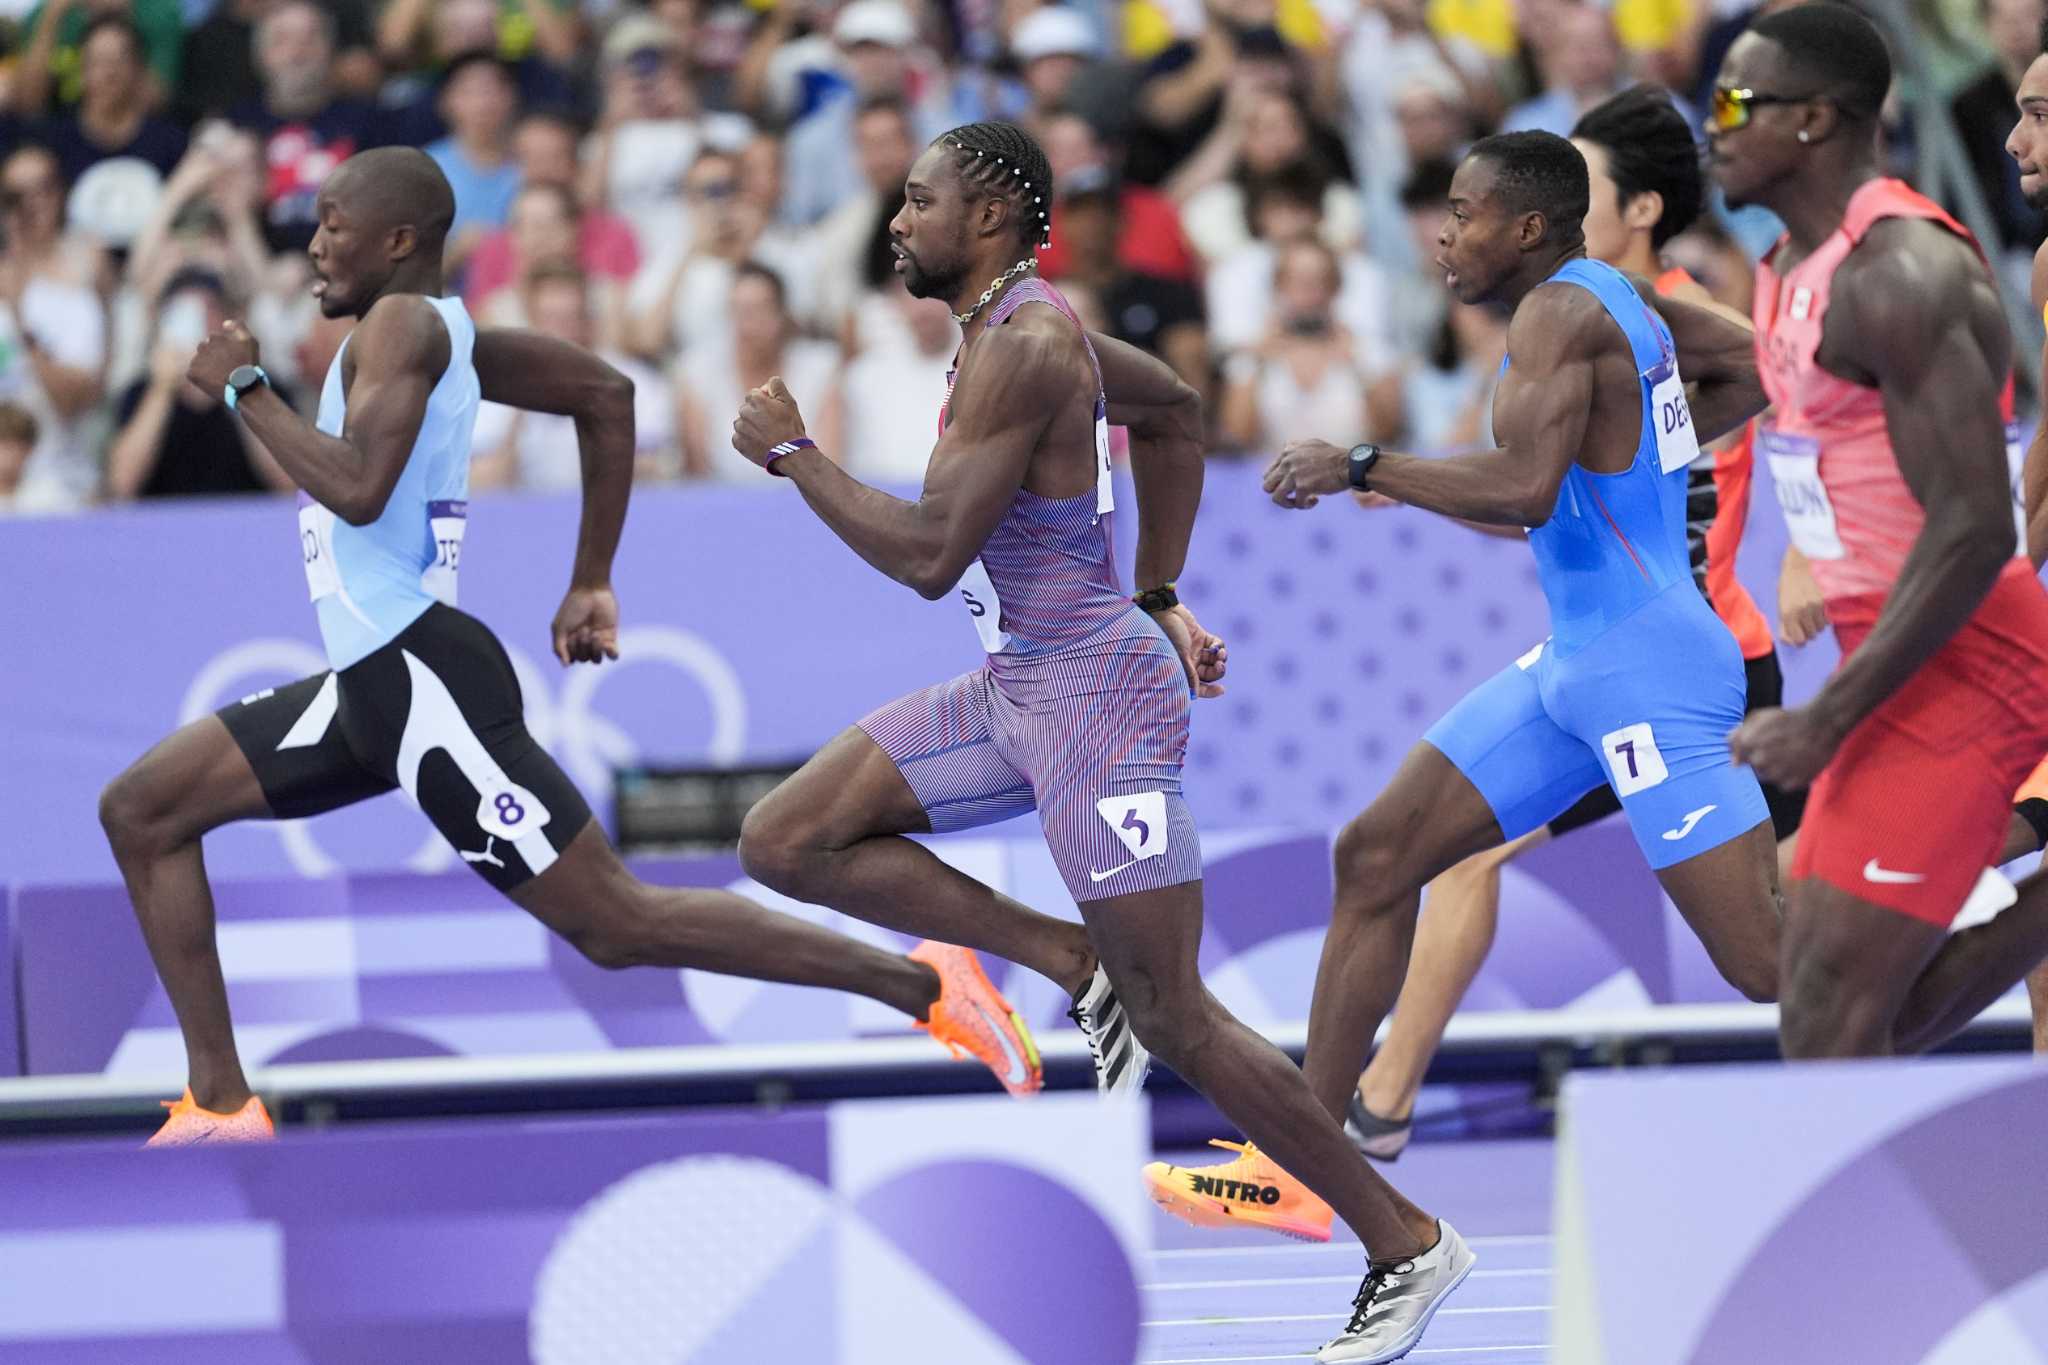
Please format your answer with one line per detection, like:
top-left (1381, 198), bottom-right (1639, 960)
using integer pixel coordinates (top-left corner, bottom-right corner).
top-left (217, 603), bottom-right (592, 892)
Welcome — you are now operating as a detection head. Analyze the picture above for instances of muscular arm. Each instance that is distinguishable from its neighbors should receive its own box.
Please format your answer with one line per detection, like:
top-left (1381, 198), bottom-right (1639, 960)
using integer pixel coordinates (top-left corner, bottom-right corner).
top-left (1804, 224), bottom-right (2017, 741)
top-left (1091, 329), bottom-right (1204, 589)
top-left (1636, 279), bottom-right (1768, 444)
top-left (771, 321), bottom-right (1064, 598)
top-left (2024, 244), bottom-right (2048, 569)
top-left (1312, 286), bottom-right (1604, 526)
top-left (226, 296), bottom-right (448, 525)
top-left (472, 327), bottom-right (636, 589)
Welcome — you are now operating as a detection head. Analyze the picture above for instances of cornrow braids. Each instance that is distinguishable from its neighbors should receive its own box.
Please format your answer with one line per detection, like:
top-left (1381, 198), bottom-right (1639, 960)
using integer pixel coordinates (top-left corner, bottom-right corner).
top-left (937, 121), bottom-right (1055, 250)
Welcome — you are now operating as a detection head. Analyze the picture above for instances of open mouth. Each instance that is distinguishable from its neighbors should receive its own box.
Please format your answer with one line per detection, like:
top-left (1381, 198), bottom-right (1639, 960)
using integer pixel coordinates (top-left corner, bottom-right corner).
top-left (311, 276), bottom-right (330, 299)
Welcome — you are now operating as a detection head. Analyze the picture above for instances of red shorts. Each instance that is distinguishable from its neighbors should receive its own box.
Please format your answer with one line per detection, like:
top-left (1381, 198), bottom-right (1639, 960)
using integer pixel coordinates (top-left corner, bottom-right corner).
top-left (1793, 565), bottom-right (2048, 926)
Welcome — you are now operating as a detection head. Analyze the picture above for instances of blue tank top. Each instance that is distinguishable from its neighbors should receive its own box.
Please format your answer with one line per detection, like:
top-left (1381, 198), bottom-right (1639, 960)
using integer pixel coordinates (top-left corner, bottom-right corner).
top-left (1517, 258), bottom-right (1701, 654)
top-left (298, 295), bottom-right (480, 670)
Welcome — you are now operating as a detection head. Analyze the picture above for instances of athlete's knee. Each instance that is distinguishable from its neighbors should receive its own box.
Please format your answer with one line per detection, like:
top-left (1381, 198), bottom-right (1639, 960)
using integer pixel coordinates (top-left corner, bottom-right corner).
top-left (1332, 811), bottom-right (1416, 912)
top-left (736, 796), bottom-right (820, 894)
top-left (1724, 953), bottom-right (1779, 1005)
top-left (99, 764), bottom-right (177, 860)
top-left (1114, 970), bottom-right (1218, 1066)
top-left (1778, 952), bottom-right (1880, 1055)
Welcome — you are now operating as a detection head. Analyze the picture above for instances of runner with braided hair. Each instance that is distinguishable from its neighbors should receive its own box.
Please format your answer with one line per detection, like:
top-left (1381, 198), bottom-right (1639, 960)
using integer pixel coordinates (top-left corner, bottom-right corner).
top-left (731, 122), bottom-right (1465, 1362)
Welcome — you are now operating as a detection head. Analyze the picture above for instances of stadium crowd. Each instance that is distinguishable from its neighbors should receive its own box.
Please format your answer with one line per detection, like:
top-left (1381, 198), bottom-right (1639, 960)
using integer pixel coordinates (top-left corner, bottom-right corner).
top-left (0, 0), bottom-right (2027, 512)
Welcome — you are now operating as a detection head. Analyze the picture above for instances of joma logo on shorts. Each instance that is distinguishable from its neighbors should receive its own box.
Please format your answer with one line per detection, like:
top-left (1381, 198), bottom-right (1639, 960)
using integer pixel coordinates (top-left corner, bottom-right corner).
top-left (1191, 1175), bottom-right (1281, 1205)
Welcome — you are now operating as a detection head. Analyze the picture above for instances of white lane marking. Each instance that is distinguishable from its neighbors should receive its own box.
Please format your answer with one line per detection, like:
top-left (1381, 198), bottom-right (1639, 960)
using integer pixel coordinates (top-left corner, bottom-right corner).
top-left (1149, 1234), bottom-right (1552, 1260)
top-left (1143, 1305), bottom-right (1550, 1327)
top-left (1144, 1268), bottom-right (1551, 1291)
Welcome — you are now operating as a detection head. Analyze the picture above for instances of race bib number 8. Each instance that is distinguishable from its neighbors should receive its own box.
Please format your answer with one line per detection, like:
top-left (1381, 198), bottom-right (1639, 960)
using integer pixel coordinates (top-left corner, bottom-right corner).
top-left (476, 779), bottom-right (552, 841)
top-left (1761, 428), bottom-right (1844, 560)
top-left (298, 498), bottom-right (342, 602)
top-left (1601, 722), bottom-right (1669, 798)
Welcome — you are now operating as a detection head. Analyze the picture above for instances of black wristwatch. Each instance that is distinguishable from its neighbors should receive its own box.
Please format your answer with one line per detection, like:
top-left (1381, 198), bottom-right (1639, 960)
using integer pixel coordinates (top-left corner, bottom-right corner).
top-left (1133, 583), bottom-right (1180, 614)
top-left (1347, 442), bottom-right (1382, 490)
top-left (224, 364), bottom-right (270, 412)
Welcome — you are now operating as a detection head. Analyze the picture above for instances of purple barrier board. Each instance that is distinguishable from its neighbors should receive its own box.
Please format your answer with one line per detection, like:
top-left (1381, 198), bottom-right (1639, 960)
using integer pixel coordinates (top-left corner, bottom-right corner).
top-left (1555, 1056), bottom-right (2048, 1363)
top-left (17, 825), bottom-right (1747, 1077)
top-left (0, 460), bottom-right (1835, 890)
top-left (0, 1092), bottom-right (1148, 1362)
top-left (0, 885), bottom-right (15, 1076)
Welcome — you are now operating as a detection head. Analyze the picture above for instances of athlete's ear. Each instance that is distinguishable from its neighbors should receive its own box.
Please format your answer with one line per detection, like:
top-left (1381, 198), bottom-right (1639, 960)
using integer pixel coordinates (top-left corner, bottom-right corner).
top-left (1623, 190), bottom-right (1663, 235)
top-left (1798, 96), bottom-right (1841, 147)
top-left (1517, 208), bottom-right (1548, 251)
top-left (975, 189), bottom-right (1012, 243)
top-left (387, 223), bottom-right (419, 263)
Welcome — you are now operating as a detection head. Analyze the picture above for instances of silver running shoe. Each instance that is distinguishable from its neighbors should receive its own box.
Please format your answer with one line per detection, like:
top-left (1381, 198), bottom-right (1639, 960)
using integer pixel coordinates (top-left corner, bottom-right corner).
top-left (1345, 1090), bottom-right (1413, 1162)
top-left (1314, 1220), bottom-right (1476, 1364)
top-left (1069, 964), bottom-right (1151, 1096)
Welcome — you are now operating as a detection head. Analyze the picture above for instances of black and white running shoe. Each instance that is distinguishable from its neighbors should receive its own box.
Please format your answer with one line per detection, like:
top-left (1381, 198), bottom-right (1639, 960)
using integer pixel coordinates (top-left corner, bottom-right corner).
top-left (1069, 964), bottom-right (1150, 1096)
top-left (1345, 1090), bottom-right (1413, 1162)
top-left (1315, 1220), bottom-right (1476, 1363)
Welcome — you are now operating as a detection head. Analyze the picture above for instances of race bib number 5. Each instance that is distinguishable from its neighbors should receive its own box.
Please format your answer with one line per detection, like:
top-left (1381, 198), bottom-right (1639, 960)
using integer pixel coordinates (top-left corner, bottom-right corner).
top-left (956, 559), bottom-right (1012, 654)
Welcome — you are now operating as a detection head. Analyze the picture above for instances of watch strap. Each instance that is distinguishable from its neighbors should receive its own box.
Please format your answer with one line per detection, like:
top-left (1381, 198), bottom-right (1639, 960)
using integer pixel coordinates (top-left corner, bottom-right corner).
top-left (1133, 583), bottom-right (1179, 613)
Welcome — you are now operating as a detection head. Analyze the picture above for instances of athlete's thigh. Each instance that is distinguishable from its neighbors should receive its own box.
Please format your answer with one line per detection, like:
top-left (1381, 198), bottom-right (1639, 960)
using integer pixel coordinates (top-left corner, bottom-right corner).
top-left (1654, 817), bottom-right (1780, 994)
top-left (1422, 648), bottom-right (1605, 846)
top-left (1780, 874), bottom-right (1946, 1023)
top-left (1020, 641), bottom-right (1202, 903)
top-left (212, 671), bottom-right (394, 821)
top-left (1557, 607), bottom-right (1768, 869)
top-left (844, 670), bottom-right (1038, 836)
top-left (340, 606), bottom-right (593, 893)
top-left (1074, 878), bottom-right (1208, 1020)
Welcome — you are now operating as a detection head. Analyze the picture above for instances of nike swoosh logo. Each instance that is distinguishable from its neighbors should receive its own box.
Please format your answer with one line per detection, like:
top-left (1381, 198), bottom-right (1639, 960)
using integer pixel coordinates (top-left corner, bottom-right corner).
top-left (1090, 857), bottom-right (1143, 883)
top-left (971, 1000), bottom-right (1029, 1085)
top-left (1863, 859), bottom-right (1927, 885)
top-left (1661, 804), bottom-right (1717, 841)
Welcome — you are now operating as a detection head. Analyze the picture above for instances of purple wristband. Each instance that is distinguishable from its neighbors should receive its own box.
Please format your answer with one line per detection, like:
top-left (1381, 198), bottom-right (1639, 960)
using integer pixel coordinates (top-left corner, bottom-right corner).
top-left (764, 437), bottom-right (816, 476)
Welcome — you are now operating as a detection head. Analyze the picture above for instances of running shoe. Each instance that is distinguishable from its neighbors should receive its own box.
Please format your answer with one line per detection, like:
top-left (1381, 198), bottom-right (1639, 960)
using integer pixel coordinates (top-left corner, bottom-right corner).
top-left (910, 941), bottom-right (1043, 1098)
top-left (1345, 1090), bottom-right (1413, 1162)
top-left (145, 1089), bottom-right (275, 1148)
top-left (1316, 1220), bottom-right (1476, 1363)
top-left (1142, 1139), bottom-right (1334, 1242)
top-left (1069, 963), bottom-right (1151, 1096)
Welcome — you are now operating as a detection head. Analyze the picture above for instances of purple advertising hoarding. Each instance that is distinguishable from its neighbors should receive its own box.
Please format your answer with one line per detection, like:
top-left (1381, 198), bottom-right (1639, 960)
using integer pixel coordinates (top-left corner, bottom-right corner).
top-left (0, 1092), bottom-right (1149, 1362)
top-left (0, 460), bottom-right (1835, 889)
top-left (1555, 1056), bottom-right (2048, 1363)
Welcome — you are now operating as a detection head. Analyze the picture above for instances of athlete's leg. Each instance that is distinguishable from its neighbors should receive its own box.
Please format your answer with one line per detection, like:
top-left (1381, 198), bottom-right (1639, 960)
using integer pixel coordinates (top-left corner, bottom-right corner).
top-left (510, 821), bottom-right (942, 1018)
top-left (1779, 878), bottom-right (1946, 1057)
top-left (1891, 865), bottom-right (2048, 1053)
top-left (100, 673), bottom-right (390, 1112)
top-left (740, 726), bottom-right (1096, 996)
top-left (1356, 828), bottom-right (1547, 1124)
top-left (1652, 820), bottom-right (1782, 1003)
top-left (1086, 878), bottom-right (1438, 1257)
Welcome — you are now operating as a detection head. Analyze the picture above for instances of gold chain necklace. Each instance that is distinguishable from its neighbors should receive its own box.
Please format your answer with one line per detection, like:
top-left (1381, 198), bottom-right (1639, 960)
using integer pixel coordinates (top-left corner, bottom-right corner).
top-left (952, 257), bottom-right (1038, 325)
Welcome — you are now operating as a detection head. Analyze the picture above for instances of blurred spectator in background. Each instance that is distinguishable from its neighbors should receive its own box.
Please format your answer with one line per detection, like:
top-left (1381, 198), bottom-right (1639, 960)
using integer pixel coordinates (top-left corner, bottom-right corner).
top-left (627, 147), bottom-right (763, 361)
top-left (377, 0), bottom-right (580, 74)
top-left (676, 260), bottom-right (841, 481)
top-left (1050, 170), bottom-right (1210, 398)
top-left (1954, 0), bottom-right (2046, 250)
top-left (0, 402), bottom-right (37, 512)
top-left (229, 0), bottom-right (387, 255)
top-left (1367, 296), bottom-right (1506, 451)
top-left (1663, 213), bottom-right (1757, 316)
top-left (1341, 0), bottom-right (1495, 183)
top-left (1011, 6), bottom-right (1099, 132)
top-left (34, 16), bottom-right (185, 184)
top-left (1392, 73), bottom-right (1475, 181)
top-left (0, 143), bottom-right (107, 509)
top-left (177, 0), bottom-right (379, 126)
top-left (465, 112), bottom-right (641, 315)
top-left (735, 129), bottom-right (817, 322)
top-left (1128, 2), bottom-right (1311, 188)
top-left (470, 181), bottom-right (628, 348)
top-left (810, 96), bottom-right (917, 333)
top-left (426, 53), bottom-right (525, 272)
top-left (782, 1), bottom-right (947, 225)
top-left (1038, 109), bottom-right (1199, 283)
top-left (585, 12), bottom-right (732, 253)
top-left (471, 261), bottom-right (673, 490)
top-left (105, 265), bottom-right (292, 498)
top-left (841, 287), bottom-right (952, 481)
top-left (1169, 88), bottom-right (1360, 263)
top-left (1206, 163), bottom-right (1394, 365)
top-left (1501, 4), bottom-right (1629, 136)
top-left (1382, 156), bottom-right (1455, 360)
top-left (1218, 238), bottom-right (1381, 453)
top-left (7, 0), bottom-right (180, 116)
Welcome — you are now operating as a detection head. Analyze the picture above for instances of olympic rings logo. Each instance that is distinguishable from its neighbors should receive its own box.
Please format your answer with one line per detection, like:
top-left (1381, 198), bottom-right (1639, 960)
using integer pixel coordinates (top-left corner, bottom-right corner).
top-left (180, 627), bottom-right (749, 878)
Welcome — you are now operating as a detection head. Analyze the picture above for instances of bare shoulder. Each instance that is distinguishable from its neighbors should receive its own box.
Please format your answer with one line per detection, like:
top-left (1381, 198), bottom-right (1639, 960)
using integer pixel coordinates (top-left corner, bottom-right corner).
top-left (960, 302), bottom-right (1090, 393)
top-left (354, 292), bottom-right (452, 369)
top-left (1831, 218), bottom-right (2004, 377)
top-left (2032, 237), bottom-right (2048, 317)
top-left (1508, 280), bottom-right (1615, 365)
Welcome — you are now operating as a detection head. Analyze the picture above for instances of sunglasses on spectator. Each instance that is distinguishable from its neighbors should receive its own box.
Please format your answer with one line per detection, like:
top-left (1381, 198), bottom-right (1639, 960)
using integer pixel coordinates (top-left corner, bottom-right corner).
top-left (689, 179), bottom-right (740, 201)
top-left (1709, 86), bottom-right (1831, 132)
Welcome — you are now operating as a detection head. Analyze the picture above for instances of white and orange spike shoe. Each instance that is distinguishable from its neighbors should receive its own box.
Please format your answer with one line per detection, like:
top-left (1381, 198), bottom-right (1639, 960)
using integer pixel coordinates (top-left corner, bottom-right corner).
top-left (1144, 1139), bottom-right (1335, 1243)
top-left (910, 941), bottom-right (1043, 1098)
top-left (145, 1089), bottom-right (276, 1148)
